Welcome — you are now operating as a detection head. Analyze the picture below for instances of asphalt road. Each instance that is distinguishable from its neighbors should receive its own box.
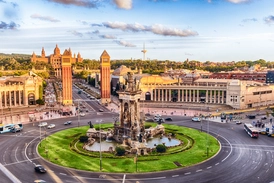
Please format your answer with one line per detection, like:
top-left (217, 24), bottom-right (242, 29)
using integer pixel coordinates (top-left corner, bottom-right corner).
top-left (1, 92), bottom-right (274, 182)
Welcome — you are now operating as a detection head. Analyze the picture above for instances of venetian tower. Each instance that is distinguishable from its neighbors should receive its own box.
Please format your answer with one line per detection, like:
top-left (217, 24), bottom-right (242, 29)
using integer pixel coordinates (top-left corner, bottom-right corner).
top-left (61, 49), bottom-right (73, 105)
top-left (100, 50), bottom-right (111, 104)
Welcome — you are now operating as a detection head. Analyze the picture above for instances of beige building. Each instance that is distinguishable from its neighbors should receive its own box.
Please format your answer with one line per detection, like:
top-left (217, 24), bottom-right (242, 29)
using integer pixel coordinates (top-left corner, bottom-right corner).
top-left (0, 71), bottom-right (42, 109)
top-left (30, 45), bottom-right (83, 78)
top-left (110, 66), bottom-right (274, 110)
top-left (140, 77), bottom-right (274, 110)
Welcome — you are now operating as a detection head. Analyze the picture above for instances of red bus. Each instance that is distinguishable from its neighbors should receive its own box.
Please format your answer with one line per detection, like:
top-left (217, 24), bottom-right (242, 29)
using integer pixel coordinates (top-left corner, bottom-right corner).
top-left (244, 123), bottom-right (259, 138)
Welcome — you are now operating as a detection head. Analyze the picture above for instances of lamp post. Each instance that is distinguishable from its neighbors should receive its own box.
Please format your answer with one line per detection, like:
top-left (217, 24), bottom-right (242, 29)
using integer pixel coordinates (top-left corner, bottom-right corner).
top-left (39, 121), bottom-right (42, 147)
top-left (206, 118), bottom-right (209, 157)
top-left (135, 151), bottom-right (138, 172)
top-left (78, 100), bottom-right (80, 127)
top-left (96, 119), bottom-right (102, 171)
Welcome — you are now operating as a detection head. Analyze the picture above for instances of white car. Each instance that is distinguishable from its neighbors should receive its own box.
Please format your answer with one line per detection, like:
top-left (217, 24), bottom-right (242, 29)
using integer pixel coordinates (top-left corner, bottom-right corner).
top-left (38, 122), bottom-right (48, 127)
top-left (47, 124), bottom-right (55, 129)
top-left (234, 120), bottom-right (242, 125)
top-left (192, 117), bottom-right (201, 122)
top-left (80, 113), bottom-right (86, 117)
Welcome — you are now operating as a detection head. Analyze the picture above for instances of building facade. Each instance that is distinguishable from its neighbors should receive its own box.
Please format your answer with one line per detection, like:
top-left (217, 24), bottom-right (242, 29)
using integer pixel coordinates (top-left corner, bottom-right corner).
top-left (30, 45), bottom-right (83, 78)
top-left (139, 77), bottom-right (274, 110)
top-left (0, 71), bottom-right (42, 109)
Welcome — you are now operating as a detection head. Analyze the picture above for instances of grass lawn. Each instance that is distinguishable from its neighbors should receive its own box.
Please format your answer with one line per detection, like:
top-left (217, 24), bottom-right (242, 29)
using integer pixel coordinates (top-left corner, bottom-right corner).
top-left (38, 123), bottom-right (220, 173)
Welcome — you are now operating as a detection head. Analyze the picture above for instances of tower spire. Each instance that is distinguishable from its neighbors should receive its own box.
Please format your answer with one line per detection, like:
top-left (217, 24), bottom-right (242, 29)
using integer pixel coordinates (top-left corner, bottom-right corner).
top-left (141, 43), bottom-right (147, 61)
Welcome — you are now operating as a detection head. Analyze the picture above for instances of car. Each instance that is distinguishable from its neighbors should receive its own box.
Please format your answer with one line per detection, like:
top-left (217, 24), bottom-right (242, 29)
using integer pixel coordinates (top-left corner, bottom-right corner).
top-left (47, 124), bottom-right (55, 129)
top-left (64, 121), bottom-right (72, 125)
top-left (34, 165), bottom-right (47, 173)
top-left (158, 118), bottom-right (165, 123)
top-left (261, 117), bottom-right (267, 120)
top-left (234, 120), bottom-right (242, 125)
top-left (38, 122), bottom-right (48, 127)
top-left (146, 118), bottom-right (154, 122)
top-left (80, 113), bottom-right (86, 117)
top-left (192, 117), bottom-right (201, 122)
top-left (165, 117), bottom-right (173, 121)
top-left (99, 109), bottom-right (104, 112)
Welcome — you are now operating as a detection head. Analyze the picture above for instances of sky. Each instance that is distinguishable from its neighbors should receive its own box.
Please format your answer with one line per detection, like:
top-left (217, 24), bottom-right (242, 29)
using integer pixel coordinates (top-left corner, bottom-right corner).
top-left (1, 0), bottom-right (274, 62)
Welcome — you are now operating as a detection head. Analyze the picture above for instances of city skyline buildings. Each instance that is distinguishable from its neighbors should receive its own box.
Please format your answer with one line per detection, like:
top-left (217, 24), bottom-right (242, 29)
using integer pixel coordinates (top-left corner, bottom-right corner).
top-left (1, 0), bottom-right (274, 62)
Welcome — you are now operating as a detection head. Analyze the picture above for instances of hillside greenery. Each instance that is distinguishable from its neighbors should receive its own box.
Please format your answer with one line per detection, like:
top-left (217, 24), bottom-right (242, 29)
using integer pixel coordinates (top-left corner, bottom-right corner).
top-left (1, 53), bottom-right (273, 77)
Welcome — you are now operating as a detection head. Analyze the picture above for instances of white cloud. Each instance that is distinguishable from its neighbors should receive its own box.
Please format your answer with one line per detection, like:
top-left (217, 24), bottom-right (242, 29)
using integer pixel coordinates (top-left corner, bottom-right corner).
top-left (30, 14), bottom-right (60, 22)
top-left (265, 15), bottom-right (274, 24)
top-left (113, 0), bottom-right (132, 10)
top-left (226, 0), bottom-right (251, 3)
top-left (99, 34), bottom-right (117, 39)
top-left (102, 21), bottom-right (198, 37)
top-left (113, 40), bottom-right (136, 47)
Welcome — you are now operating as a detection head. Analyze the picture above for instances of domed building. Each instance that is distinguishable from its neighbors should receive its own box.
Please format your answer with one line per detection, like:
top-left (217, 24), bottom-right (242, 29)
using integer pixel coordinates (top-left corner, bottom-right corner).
top-left (111, 65), bottom-right (133, 91)
top-left (30, 44), bottom-right (83, 78)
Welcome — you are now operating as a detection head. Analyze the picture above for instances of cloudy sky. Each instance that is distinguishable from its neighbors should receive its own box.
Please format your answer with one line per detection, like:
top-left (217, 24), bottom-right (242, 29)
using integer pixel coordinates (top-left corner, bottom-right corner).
top-left (1, 0), bottom-right (274, 62)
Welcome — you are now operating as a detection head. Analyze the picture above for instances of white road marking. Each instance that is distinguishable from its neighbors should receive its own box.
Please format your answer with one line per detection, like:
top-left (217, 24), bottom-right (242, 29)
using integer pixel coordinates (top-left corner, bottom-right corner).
top-left (172, 175), bottom-right (179, 177)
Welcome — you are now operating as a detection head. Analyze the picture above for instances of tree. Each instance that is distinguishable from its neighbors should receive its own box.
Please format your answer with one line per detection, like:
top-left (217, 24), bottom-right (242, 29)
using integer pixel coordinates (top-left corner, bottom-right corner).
top-left (156, 144), bottom-right (167, 153)
top-left (36, 99), bottom-right (45, 105)
top-left (115, 146), bottom-right (126, 156)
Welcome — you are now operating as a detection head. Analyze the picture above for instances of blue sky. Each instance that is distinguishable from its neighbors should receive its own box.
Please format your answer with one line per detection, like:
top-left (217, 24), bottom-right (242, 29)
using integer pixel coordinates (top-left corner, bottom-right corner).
top-left (1, 0), bottom-right (274, 62)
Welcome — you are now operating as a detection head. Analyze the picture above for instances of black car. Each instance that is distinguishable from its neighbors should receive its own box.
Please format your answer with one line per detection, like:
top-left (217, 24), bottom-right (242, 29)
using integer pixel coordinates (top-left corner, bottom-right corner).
top-left (34, 165), bottom-right (46, 173)
top-left (165, 117), bottom-right (173, 121)
top-left (64, 121), bottom-right (72, 125)
top-left (146, 118), bottom-right (154, 122)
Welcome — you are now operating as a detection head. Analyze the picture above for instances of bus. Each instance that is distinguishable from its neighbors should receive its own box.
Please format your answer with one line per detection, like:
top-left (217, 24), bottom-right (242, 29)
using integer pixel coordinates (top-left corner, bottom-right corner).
top-left (244, 123), bottom-right (259, 138)
top-left (0, 123), bottom-right (23, 134)
top-left (0, 124), bottom-right (15, 134)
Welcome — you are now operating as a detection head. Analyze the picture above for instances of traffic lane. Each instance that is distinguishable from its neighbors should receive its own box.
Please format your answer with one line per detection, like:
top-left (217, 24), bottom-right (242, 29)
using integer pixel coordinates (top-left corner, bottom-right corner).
top-left (0, 166), bottom-right (14, 183)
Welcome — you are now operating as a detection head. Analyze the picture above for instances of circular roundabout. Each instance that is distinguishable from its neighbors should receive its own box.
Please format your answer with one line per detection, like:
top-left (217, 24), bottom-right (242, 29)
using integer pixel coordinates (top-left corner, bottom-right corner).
top-left (37, 122), bottom-right (220, 173)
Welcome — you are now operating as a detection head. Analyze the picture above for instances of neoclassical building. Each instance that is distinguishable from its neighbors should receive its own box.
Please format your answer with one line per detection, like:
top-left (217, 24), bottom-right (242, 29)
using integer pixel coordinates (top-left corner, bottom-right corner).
top-left (30, 45), bottom-right (83, 78)
top-left (140, 76), bottom-right (274, 110)
top-left (0, 71), bottom-right (43, 109)
top-left (108, 65), bottom-right (274, 110)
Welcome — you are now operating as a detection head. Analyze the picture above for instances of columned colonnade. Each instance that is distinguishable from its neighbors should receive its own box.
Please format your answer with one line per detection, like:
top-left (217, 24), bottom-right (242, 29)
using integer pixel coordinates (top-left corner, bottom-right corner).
top-left (152, 88), bottom-right (227, 104)
top-left (0, 83), bottom-right (28, 108)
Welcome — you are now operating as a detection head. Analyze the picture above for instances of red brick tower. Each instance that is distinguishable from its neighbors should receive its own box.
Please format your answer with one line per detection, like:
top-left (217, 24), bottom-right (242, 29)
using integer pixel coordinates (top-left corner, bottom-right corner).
top-left (100, 50), bottom-right (111, 104)
top-left (61, 49), bottom-right (73, 105)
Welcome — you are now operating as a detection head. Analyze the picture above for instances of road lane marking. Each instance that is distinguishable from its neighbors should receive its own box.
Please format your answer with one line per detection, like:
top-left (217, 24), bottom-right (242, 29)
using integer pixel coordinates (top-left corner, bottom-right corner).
top-left (184, 172), bottom-right (191, 175)
top-left (172, 175), bottom-right (179, 177)
top-left (15, 147), bottom-right (19, 163)
top-left (196, 169), bottom-right (202, 172)
top-left (207, 166), bottom-right (212, 169)
top-left (215, 163), bottom-right (219, 166)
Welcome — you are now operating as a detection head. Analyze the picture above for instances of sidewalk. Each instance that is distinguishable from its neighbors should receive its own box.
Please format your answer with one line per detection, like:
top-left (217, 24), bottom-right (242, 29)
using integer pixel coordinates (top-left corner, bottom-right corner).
top-left (0, 104), bottom-right (76, 125)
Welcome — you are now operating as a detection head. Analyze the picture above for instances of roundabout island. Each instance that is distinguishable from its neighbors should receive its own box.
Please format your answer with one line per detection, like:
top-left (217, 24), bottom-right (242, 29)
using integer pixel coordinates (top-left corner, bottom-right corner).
top-left (37, 122), bottom-right (220, 173)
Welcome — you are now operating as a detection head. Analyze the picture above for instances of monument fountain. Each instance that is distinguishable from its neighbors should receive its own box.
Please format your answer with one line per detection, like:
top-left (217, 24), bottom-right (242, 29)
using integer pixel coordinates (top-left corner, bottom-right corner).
top-left (85, 72), bottom-right (177, 155)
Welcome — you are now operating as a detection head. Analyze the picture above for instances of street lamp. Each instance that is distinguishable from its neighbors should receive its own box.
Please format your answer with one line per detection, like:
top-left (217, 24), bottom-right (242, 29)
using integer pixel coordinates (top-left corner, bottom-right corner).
top-left (96, 119), bottom-right (102, 171)
top-left (206, 118), bottom-right (209, 157)
top-left (78, 100), bottom-right (80, 127)
top-left (135, 151), bottom-right (138, 172)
